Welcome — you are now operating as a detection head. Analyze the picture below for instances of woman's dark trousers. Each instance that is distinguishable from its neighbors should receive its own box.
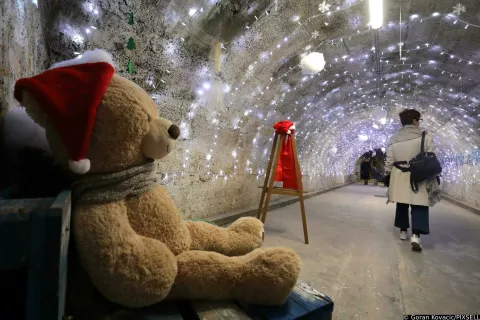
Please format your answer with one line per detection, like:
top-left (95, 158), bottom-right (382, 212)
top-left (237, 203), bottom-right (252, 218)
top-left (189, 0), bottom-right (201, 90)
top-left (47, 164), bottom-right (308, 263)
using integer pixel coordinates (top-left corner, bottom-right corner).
top-left (394, 203), bottom-right (430, 235)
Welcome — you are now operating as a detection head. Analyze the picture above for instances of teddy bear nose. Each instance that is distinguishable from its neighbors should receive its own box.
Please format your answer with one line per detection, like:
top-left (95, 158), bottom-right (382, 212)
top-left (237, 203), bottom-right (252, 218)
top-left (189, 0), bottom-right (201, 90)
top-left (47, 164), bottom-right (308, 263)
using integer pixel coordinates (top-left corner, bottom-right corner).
top-left (168, 124), bottom-right (180, 140)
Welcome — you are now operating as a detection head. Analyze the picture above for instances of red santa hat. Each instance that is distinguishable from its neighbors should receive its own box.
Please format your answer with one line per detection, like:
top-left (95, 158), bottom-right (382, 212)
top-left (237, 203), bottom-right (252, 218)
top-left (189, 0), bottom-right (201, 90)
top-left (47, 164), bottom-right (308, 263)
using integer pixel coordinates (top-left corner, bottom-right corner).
top-left (13, 49), bottom-right (115, 174)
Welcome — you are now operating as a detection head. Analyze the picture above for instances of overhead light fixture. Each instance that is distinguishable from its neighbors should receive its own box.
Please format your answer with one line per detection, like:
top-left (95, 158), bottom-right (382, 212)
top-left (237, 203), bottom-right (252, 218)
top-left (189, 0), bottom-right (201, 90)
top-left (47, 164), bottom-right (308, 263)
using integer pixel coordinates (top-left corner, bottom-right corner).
top-left (358, 134), bottom-right (369, 142)
top-left (369, 0), bottom-right (383, 29)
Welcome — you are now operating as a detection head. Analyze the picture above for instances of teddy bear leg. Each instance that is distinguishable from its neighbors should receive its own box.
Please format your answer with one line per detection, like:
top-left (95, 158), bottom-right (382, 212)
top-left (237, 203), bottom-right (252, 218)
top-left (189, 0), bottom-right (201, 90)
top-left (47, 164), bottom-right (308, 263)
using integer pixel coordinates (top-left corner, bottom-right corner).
top-left (166, 247), bottom-right (301, 305)
top-left (74, 203), bottom-right (178, 308)
top-left (186, 217), bottom-right (264, 256)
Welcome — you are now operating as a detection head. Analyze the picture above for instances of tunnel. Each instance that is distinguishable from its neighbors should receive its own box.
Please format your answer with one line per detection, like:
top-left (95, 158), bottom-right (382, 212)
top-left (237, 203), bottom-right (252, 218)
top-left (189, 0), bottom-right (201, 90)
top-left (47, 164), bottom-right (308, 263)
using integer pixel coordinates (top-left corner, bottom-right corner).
top-left (1, 0), bottom-right (480, 318)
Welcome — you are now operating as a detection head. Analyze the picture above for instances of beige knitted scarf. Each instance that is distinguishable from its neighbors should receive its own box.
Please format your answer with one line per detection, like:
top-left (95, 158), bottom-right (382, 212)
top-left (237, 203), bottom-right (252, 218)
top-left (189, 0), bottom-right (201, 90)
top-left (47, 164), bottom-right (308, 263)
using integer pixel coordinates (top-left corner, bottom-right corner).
top-left (72, 160), bottom-right (158, 205)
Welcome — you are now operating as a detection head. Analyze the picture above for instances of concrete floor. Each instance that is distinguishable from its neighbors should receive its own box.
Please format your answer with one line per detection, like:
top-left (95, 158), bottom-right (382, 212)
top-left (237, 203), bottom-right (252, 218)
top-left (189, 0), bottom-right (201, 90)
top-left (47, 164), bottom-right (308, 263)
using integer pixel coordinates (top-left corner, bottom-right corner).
top-left (261, 183), bottom-right (480, 319)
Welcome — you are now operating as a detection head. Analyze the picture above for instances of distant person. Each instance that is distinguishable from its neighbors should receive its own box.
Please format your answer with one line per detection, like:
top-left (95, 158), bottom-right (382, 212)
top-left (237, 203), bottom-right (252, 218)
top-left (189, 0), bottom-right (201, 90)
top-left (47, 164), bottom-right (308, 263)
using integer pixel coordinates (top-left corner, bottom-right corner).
top-left (372, 165), bottom-right (379, 186)
top-left (360, 159), bottom-right (371, 185)
top-left (376, 161), bottom-right (385, 186)
top-left (385, 109), bottom-right (436, 252)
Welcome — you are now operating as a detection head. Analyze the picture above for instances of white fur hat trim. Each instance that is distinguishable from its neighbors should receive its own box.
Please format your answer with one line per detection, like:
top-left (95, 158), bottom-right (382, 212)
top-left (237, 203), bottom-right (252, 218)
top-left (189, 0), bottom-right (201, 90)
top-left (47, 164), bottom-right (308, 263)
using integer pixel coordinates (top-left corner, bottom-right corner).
top-left (49, 49), bottom-right (115, 70)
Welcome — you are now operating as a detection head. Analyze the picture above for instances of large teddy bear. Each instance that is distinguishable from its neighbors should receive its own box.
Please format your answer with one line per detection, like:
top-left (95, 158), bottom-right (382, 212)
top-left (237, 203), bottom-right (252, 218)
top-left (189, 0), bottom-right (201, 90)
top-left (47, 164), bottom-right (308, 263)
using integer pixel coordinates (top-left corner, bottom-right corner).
top-left (13, 49), bottom-right (301, 308)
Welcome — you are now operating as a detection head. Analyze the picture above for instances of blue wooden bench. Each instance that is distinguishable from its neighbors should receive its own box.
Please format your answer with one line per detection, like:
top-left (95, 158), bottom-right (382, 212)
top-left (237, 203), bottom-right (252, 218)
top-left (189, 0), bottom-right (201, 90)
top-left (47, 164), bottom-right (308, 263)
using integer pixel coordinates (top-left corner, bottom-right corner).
top-left (106, 281), bottom-right (334, 319)
top-left (237, 281), bottom-right (334, 320)
top-left (0, 191), bottom-right (71, 320)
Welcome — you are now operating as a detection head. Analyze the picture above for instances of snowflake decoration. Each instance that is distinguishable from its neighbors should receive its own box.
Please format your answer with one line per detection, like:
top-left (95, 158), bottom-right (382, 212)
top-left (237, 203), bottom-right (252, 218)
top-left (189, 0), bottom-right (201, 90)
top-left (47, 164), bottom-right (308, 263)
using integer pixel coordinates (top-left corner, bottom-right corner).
top-left (245, 65), bottom-right (254, 79)
top-left (253, 32), bottom-right (263, 42)
top-left (345, 77), bottom-right (352, 83)
top-left (452, 3), bottom-right (466, 16)
top-left (272, 95), bottom-right (280, 104)
top-left (318, 1), bottom-right (331, 13)
top-left (354, 79), bottom-right (360, 85)
top-left (281, 83), bottom-right (291, 92)
top-left (311, 30), bottom-right (320, 39)
top-left (405, 83), bottom-right (412, 89)
top-left (366, 71), bottom-right (374, 77)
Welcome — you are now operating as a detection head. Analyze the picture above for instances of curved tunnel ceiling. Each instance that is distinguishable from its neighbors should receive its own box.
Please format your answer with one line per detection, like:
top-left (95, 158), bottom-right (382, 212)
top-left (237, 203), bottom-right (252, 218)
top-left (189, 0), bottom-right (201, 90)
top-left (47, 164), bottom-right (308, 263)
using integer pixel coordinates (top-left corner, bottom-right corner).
top-left (45, 0), bottom-right (480, 185)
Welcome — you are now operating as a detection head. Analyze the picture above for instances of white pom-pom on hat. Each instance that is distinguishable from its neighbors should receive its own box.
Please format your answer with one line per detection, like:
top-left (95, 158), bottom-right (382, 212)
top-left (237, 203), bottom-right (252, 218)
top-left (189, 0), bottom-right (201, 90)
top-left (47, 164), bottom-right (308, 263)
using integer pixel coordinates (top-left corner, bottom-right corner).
top-left (69, 159), bottom-right (91, 174)
top-left (300, 52), bottom-right (326, 75)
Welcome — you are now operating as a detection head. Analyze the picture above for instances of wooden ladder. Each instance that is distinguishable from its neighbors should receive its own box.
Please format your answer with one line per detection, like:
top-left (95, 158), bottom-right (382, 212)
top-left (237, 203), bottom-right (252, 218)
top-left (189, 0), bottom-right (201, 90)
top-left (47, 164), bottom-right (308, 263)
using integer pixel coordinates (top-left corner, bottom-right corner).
top-left (256, 132), bottom-right (309, 244)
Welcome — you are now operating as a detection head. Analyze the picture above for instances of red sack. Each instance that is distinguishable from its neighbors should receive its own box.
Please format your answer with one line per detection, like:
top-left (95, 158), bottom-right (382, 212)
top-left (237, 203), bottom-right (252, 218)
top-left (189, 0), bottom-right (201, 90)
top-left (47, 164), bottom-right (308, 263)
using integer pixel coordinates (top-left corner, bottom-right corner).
top-left (273, 121), bottom-right (301, 190)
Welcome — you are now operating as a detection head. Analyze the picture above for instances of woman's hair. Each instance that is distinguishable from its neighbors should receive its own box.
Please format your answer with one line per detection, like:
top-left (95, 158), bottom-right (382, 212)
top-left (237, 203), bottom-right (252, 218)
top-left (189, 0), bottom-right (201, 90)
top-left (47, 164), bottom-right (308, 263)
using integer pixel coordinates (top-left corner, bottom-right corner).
top-left (399, 109), bottom-right (421, 126)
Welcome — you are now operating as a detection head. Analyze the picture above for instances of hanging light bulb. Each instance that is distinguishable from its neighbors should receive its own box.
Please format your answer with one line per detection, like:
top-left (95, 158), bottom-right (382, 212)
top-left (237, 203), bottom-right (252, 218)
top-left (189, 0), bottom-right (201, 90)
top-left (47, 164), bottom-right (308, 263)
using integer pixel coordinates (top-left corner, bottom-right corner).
top-left (369, 0), bottom-right (383, 29)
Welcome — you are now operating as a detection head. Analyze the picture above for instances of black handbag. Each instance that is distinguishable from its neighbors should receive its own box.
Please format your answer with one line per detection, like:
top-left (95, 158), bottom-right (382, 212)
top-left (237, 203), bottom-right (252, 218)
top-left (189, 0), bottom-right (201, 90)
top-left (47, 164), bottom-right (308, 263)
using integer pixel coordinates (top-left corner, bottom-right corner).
top-left (393, 131), bottom-right (442, 192)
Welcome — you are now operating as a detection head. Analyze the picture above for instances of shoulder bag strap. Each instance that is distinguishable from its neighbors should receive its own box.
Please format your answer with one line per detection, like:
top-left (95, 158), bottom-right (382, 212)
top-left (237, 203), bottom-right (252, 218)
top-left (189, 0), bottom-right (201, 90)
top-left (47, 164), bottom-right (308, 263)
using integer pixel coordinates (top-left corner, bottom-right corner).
top-left (393, 161), bottom-right (410, 172)
top-left (421, 131), bottom-right (426, 154)
top-left (411, 176), bottom-right (419, 193)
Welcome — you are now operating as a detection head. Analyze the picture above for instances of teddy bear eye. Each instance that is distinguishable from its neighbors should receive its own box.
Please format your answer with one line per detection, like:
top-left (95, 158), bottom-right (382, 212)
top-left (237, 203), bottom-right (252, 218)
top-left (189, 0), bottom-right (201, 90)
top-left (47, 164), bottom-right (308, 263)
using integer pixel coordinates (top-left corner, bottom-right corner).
top-left (146, 114), bottom-right (151, 121)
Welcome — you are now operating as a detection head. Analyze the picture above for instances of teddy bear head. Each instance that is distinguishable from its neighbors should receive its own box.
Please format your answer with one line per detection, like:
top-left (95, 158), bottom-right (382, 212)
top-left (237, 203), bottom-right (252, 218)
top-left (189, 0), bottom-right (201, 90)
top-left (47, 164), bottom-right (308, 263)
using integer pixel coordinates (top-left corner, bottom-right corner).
top-left (14, 49), bottom-right (180, 175)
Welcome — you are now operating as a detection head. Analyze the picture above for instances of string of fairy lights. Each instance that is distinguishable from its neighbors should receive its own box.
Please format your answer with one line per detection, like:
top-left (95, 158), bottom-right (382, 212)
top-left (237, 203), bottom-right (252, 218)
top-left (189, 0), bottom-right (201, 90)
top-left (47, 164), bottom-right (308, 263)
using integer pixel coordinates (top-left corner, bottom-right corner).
top-left (32, 0), bottom-right (480, 188)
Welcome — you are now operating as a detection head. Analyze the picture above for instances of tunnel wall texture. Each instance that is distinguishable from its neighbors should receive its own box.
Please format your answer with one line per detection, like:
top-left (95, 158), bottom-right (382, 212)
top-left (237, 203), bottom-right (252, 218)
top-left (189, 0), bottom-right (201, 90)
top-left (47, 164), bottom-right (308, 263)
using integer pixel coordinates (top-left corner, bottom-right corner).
top-left (1, 0), bottom-right (479, 217)
top-left (0, 0), bottom-right (355, 219)
top-left (0, 1), bottom-right (49, 118)
top-left (442, 164), bottom-right (480, 209)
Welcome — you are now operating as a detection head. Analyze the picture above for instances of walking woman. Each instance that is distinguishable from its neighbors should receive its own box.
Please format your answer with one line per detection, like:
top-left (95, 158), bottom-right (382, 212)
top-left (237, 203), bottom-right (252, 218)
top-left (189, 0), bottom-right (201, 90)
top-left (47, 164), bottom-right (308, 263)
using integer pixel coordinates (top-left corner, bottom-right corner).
top-left (385, 109), bottom-right (437, 252)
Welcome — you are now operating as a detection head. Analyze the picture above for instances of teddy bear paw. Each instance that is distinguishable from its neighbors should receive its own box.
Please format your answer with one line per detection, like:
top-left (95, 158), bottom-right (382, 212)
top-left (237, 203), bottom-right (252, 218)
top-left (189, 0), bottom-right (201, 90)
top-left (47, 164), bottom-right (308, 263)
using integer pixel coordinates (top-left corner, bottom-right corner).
top-left (227, 217), bottom-right (264, 254)
top-left (237, 247), bottom-right (301, 305)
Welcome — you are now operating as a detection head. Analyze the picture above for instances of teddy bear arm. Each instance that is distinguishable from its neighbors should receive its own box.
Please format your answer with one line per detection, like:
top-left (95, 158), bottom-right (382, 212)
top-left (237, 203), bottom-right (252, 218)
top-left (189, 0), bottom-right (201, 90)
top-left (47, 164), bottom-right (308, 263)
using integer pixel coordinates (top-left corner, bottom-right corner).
top-left (186, 220), bottom-right (231, 253)
top-left (186, 217), bottom-right (264, 256)
top-left (74, 202), bottom-right (178, 308)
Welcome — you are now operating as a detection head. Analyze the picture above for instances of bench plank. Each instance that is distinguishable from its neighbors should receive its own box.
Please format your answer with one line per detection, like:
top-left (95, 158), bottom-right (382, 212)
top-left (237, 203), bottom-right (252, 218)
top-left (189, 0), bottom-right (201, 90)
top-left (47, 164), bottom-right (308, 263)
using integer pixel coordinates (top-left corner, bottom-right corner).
top-left (109, 302), bottom-right (184, 320)
top-left (49, 191), bottom-right (71, 320)
top-left (0, 221), bottom-right (30, 270)
top-left (0, 197), bottom-right (57, 270)
top-left (238, 281), bottom-right (334, 320)
top-left (0, 198), bottom-right (53, 222)
top-left (190, 301), bottom-right (252, 320)
top-left (0, 191), bottom-right (73, 320)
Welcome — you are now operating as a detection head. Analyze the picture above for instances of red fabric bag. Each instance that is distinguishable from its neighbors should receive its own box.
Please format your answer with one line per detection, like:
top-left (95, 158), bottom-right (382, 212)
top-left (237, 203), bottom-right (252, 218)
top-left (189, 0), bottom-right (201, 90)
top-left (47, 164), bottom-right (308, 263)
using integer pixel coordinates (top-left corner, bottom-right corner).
top-left (273, 121), bottom-right (301, 190)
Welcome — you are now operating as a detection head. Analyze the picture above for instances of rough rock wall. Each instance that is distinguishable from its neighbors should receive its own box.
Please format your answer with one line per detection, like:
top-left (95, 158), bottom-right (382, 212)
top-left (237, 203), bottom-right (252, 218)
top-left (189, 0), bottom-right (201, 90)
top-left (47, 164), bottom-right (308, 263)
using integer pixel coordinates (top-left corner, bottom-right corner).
top-left (442, 164), bottom-right (480, 210)
top-left (38, 0), bottom-right (353, 219)
top-left (0, 0), bottom-right (49, 117)
top-left (0, 0), bottom-right (49, 189)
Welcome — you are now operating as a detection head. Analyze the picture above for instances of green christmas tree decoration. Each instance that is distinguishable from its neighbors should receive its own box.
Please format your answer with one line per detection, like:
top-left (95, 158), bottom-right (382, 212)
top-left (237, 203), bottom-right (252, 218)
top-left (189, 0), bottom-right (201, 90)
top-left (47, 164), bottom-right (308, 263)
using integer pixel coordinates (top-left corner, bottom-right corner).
top-left (128, 12), bottom-right (134, 25)
top-left (127, 36), bottom-right (136, 50)
top-left (127, 59), bottom-right (135, 74)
